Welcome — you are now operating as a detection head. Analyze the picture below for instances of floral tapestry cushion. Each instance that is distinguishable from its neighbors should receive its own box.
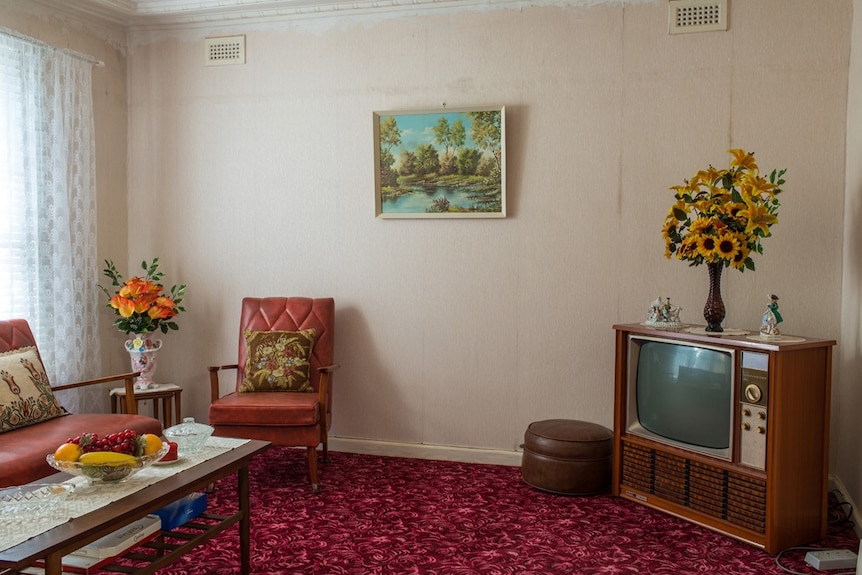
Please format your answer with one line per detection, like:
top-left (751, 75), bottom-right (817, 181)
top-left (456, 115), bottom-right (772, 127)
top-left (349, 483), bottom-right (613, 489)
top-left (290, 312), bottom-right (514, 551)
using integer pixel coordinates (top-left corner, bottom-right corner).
top-left (0, 347), bottom-right (66, 433)
top-left (241, 329), bottom-right (316, 392)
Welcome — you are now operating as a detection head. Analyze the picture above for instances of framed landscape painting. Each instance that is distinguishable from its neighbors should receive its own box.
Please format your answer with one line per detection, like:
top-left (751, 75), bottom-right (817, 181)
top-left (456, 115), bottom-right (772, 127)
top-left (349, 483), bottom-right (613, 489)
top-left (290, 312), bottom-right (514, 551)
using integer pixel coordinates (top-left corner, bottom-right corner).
top-left (373, 106), bottom-right (506, 218)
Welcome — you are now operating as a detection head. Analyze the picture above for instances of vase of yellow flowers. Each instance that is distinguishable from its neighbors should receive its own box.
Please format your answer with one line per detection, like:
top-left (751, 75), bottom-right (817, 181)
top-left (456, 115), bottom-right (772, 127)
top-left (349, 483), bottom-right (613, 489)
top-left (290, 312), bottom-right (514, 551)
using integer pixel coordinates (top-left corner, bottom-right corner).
top-left (99, 258), bottom-right (186, 389)
top-left (662, 149), bottom-right (786, 332)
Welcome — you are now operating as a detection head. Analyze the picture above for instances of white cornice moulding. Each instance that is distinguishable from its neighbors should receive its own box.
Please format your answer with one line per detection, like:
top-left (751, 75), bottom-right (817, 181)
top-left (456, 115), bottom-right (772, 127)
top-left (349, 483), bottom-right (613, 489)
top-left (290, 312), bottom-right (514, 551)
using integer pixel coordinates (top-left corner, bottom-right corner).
top-left (34, 0), bottom-right (653, 31)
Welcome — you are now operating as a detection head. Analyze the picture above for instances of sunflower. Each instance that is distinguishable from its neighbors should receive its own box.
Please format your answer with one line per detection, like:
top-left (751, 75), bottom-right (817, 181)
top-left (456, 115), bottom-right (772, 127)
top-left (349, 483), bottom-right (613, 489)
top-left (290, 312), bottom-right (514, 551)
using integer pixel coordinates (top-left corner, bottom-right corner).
top-left (677, 236), bottom-right (699, 260)
top-left (689, 216), bottom-right (712, 235)
top-left (715, 233), bottom-right (741, 261)
top-left (731, 242), bottom-right (751, 270)
top-left (696, 234), bottom-right (717, 259)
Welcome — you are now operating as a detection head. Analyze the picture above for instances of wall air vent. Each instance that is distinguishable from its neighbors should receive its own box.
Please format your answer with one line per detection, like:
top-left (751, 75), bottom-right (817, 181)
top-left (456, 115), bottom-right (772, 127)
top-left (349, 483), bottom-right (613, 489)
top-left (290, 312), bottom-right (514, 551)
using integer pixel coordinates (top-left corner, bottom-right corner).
top-left (669, 0), bottom-right (727, 34)
top-left (205, 35), bottom-right (246, 66)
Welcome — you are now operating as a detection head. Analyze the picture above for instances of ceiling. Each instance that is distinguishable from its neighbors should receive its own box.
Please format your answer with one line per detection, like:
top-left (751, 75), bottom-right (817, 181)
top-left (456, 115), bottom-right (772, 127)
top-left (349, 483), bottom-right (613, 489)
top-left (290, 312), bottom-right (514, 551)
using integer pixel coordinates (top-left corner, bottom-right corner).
top-left (33, 0), bottom-right (541, 29)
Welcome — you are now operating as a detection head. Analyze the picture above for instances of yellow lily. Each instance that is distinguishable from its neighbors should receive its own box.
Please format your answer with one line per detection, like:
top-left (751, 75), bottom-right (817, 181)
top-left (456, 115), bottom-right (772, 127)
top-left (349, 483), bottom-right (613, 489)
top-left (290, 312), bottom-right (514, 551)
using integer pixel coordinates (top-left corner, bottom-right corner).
top-left (740, 199), bottom-right (778, 237)
top-left (739, 173), bottom-right (778, 200)
top-left (728, 148), bottom-right (759, 172)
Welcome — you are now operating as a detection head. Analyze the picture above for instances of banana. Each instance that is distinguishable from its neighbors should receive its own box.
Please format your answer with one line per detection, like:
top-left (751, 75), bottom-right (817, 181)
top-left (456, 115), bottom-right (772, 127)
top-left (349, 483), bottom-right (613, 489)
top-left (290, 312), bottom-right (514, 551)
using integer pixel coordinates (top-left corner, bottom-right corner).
top-left (79, 452), bottom-right (138, 466)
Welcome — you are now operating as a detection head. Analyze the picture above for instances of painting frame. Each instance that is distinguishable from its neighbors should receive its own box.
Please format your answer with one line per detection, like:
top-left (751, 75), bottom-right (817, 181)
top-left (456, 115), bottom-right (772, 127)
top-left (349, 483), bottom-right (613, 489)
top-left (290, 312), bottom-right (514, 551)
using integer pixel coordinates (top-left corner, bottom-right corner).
top-left (373, 106), bottom-right (506, 219)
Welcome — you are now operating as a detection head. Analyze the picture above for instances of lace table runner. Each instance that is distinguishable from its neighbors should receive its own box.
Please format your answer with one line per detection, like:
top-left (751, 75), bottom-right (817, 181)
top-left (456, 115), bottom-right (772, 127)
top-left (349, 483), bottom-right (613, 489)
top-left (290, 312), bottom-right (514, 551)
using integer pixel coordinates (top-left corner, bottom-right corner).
top-left (0, 437), bottom-right (249, 552)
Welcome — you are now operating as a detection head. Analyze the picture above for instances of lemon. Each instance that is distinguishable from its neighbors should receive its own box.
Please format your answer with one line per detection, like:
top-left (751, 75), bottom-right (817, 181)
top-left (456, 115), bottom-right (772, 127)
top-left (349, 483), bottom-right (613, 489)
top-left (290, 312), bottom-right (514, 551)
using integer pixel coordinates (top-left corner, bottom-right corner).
top-left (53, 442), bottom-right (82, 462)
top-left (141, 433), bottom-right (163, 456)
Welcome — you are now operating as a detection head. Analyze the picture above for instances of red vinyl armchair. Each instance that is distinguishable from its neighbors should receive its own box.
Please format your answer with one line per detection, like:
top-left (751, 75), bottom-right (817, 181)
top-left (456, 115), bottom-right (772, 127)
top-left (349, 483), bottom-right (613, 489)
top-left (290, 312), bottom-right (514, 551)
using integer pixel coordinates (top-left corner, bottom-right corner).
top-left (208, 297), bottom-right (337, 493)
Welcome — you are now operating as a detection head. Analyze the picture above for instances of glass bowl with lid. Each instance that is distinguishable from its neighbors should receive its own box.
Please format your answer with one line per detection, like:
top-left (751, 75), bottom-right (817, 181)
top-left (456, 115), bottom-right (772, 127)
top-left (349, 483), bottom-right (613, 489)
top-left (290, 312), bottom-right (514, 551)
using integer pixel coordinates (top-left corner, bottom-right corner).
top-left (163, 417), bottom-right (214, 456)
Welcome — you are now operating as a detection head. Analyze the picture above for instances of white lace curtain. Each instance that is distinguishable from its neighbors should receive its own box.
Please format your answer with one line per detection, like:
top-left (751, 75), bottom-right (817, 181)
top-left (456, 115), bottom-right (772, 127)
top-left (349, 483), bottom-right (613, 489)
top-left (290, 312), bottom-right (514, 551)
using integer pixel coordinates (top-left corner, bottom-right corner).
top-left (0, 29), bottom-right (101, 392)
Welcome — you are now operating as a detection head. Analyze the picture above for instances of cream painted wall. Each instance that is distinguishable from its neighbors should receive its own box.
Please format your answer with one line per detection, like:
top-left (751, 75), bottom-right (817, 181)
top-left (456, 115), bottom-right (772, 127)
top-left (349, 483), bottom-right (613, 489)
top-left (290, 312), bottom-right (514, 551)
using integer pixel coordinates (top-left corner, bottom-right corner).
top-left (839, 0), bottom-right (862, 526)
top-left (3, 0), bottom-right (860, 510)
top-left (123, 0), bottom-right (850, 450)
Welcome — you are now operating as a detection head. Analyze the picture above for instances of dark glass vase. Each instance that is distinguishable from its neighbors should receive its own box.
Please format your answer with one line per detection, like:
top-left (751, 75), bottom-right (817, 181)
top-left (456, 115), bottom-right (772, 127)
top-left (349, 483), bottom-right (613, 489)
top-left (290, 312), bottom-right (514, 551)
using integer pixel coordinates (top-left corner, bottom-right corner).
top-left (703, 262), bottom-right (726, 332)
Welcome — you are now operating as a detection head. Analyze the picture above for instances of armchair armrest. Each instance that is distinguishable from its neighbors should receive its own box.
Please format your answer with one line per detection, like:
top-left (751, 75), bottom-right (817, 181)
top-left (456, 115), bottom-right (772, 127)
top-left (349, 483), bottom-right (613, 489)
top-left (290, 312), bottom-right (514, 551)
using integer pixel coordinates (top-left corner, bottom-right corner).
top-left (316, 364), bottom-right (340, 423)
top-left (209, 364), bottom-right (239, 403)
top-left (52, 371), bottom-right (141, 415)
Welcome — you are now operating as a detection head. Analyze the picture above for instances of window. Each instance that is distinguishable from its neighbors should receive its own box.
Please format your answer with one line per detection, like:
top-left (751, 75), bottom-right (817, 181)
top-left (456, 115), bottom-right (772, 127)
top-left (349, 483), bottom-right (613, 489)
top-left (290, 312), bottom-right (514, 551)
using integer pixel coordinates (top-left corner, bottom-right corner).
top-left (0, 29), bottom-right (101, 387)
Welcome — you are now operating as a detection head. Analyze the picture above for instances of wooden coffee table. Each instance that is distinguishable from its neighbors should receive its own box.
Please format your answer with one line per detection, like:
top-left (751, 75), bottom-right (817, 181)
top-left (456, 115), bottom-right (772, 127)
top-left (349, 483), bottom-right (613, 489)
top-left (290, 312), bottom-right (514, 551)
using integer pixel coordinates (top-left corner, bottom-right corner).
top-left (0, 439), bottom-right (270, 575)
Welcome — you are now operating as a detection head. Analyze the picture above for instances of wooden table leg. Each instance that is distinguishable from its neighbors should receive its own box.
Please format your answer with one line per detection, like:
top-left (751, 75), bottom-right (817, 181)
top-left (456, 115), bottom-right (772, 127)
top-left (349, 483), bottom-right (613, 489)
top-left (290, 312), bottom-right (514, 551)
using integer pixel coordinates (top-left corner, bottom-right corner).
top-left (43, 552), bottom-right (62, 575)
top-left (239, 463), bottom-right (250, 574)
top-left (160, 397), bottom-right (170, 427)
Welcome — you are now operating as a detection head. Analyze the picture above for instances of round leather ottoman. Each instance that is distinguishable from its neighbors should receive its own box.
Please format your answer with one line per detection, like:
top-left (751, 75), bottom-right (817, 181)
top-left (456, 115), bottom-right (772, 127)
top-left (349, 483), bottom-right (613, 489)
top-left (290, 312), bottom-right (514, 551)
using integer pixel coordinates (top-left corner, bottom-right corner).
top-left (521, 419), bottom-right (613, 495)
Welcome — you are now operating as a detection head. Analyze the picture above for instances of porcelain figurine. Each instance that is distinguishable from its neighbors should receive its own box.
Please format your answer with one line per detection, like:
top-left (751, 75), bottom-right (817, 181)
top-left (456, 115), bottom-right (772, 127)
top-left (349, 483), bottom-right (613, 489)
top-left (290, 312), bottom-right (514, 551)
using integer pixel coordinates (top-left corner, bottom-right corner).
top-left (760, 294), bottom-right (783, 336)
top-left (645, 297), bottom-right (682, 326)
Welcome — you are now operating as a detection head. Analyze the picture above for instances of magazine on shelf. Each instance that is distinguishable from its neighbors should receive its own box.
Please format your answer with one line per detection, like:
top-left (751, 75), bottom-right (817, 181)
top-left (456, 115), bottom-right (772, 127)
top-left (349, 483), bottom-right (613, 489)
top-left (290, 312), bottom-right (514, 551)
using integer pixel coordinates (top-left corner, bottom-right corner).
top-left (27, 514), bottom-right (161, 574)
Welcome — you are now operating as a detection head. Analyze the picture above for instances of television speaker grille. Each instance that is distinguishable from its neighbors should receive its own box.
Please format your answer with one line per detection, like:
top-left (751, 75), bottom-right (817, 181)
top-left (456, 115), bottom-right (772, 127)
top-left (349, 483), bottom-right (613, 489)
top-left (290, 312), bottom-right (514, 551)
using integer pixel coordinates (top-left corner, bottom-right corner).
top-left (621, 441), bottom-right (766, 533)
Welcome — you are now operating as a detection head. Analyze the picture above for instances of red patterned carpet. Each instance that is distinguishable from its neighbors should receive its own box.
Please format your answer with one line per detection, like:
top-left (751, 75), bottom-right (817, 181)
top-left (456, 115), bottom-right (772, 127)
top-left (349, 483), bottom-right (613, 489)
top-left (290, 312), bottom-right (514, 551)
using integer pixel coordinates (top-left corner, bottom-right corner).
top-left (150, 447), bottom-right (856, 575)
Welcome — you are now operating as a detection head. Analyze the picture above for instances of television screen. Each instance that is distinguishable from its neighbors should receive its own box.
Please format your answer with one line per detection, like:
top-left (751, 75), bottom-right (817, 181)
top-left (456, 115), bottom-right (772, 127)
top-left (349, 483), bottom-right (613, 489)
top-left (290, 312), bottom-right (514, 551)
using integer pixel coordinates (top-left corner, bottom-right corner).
top-left (635, 339), bottom-right (733, 450)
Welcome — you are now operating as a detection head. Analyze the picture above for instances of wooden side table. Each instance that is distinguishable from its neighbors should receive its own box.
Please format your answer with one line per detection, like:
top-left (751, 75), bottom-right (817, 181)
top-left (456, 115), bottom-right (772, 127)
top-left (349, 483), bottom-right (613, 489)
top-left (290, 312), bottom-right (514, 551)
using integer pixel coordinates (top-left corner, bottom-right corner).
top-left (110, 383), bottom-right (183, 429)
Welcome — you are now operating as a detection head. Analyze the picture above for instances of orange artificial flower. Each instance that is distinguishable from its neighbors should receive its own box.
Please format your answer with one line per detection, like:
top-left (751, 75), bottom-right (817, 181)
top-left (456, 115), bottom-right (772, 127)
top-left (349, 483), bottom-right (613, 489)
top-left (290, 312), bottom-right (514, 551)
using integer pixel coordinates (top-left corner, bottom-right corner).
top-left (100, 258), bottom-right (186, 335)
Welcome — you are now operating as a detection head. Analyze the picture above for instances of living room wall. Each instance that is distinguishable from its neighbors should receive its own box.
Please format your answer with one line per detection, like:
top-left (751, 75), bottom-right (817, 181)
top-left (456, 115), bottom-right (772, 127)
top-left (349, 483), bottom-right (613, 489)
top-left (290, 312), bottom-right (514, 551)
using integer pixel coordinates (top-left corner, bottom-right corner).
top-left (123, 0), bottom-right (850, 453)
top-left (3, 0), bottom-right (859, 509)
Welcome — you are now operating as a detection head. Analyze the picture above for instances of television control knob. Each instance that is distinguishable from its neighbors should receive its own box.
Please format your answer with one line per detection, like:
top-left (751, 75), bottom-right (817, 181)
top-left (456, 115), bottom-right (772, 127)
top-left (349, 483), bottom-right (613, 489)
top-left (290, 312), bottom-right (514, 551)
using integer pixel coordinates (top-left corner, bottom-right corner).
top-left (757, 411), bottom-right (766, 420)
top-left (756, 426), bottom-right (766, 434)
top-left (742, 422), bottom-right (751, 431)
top-left (744, 384), bottom-right (762, 403)
top-left (743, 408), bottom-right (751, 417)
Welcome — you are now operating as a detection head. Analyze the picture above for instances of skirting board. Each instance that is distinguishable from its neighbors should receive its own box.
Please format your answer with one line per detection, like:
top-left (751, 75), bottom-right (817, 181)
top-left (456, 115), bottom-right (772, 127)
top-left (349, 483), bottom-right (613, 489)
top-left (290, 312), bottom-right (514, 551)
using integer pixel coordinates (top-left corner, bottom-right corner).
top-left (328, 436), bottom-right (523, 467)
top-left (829, 474), bottom-right (862, 539)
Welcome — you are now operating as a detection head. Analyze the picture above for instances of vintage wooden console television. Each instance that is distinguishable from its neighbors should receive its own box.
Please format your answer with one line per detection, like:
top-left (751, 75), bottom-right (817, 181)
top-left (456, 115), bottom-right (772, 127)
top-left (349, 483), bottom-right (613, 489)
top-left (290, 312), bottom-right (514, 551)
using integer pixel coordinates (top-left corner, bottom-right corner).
top-left (612, 323), bottom-right (835, 554)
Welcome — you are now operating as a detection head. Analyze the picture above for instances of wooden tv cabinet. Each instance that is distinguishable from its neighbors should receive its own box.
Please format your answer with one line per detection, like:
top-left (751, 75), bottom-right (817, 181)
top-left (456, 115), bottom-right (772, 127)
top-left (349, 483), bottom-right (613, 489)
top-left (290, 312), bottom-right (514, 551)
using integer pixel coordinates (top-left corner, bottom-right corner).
top-left (612, 323), bottom-right (835, 554)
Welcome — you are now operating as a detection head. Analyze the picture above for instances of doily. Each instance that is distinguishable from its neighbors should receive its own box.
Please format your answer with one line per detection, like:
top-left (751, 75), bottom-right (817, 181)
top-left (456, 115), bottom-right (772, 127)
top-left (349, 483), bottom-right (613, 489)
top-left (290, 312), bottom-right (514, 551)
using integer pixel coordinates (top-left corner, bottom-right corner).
top-left (746, 334), bottom-right (806, 343)
top-left (642, 321), bottom-right (686, 329)
top-left (684, 326), bottom-right (750, 336)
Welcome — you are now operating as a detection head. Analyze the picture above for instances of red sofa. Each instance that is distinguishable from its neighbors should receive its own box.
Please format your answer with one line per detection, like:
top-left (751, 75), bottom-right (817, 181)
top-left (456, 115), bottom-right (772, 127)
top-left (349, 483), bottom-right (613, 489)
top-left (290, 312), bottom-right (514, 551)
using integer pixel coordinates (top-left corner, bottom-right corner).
top-left (0, 319), bottom-right (162, 488)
